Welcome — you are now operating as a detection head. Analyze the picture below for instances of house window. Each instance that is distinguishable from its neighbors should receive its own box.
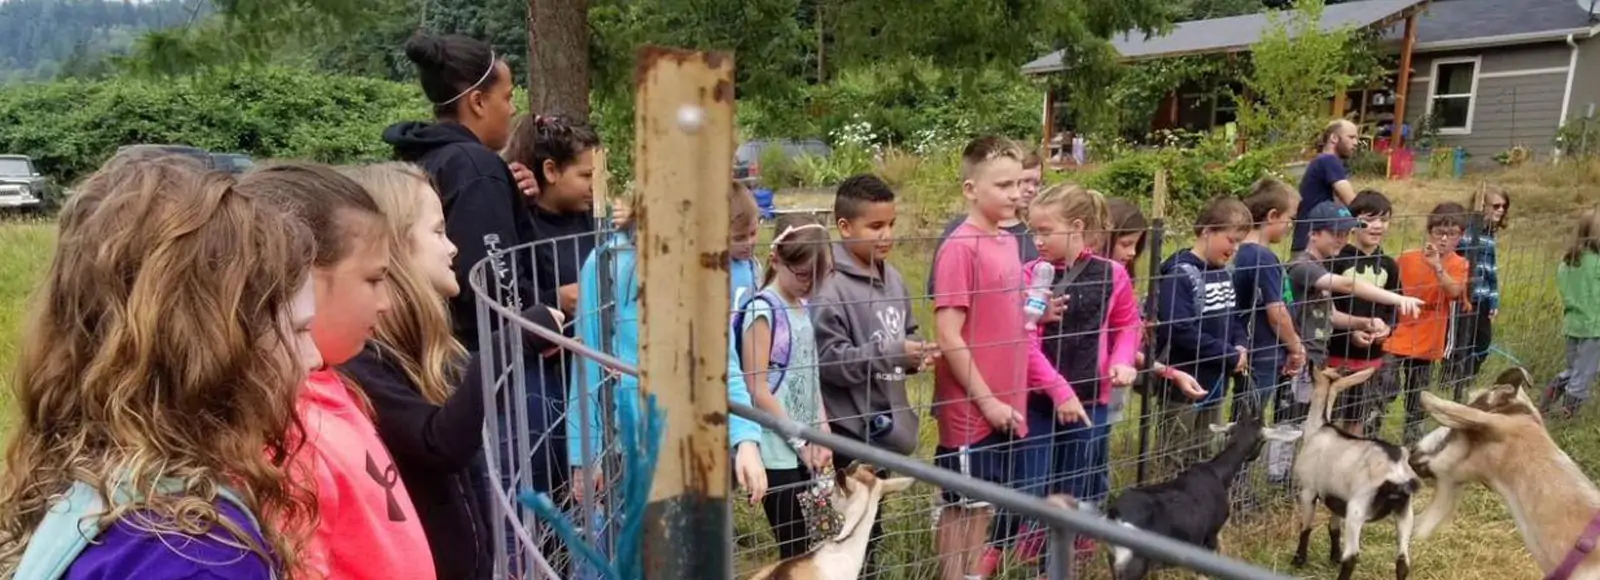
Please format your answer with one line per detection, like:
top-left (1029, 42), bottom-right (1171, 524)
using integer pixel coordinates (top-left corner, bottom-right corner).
top-left (1428, 57), bottom-right (1480, 134)
top-left (1213, 91), bottom-right (1239, 126)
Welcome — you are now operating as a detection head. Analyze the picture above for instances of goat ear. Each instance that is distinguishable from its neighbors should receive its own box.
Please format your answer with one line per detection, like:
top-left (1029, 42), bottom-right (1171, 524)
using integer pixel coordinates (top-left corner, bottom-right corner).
top-left (1493, 367), bottom-right (1534, 390)
top-left (1422, 391), bottom-right (1499, 431)
top-left (880, 477), bottom-right (914, 494)
top-left (1261, 425), bottom-right (1304, 442)
top-left (1330, 367), bottom-right (1377, 393)
top-left (1208, 422), bottom-right (1236, 434)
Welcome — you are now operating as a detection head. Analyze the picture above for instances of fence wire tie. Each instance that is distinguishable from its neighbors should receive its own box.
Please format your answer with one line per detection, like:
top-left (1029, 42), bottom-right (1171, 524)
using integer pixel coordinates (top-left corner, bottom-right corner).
top-left (520, 394), bottom-right (664, 580)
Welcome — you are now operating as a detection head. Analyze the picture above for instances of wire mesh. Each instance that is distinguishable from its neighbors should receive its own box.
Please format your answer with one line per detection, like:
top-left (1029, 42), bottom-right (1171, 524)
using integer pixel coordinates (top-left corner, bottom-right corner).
top-left (466, 195), bottom-right (1570, 580)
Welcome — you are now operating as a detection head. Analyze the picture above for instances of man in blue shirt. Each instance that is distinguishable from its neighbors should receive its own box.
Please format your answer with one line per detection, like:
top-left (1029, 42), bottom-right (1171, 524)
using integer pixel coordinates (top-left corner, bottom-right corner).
top-left (1293, 119), bottom-right (1360, 252)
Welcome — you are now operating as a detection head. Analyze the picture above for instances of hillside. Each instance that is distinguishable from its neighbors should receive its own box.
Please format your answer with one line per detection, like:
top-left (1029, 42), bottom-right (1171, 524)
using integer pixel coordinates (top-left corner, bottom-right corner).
top-left (0, 0), bottom-right (196, 82)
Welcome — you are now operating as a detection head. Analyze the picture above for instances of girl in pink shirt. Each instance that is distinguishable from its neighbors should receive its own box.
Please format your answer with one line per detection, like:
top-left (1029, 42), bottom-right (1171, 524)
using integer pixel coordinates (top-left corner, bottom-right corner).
top-left (240, 164), bottom-right (437, 580)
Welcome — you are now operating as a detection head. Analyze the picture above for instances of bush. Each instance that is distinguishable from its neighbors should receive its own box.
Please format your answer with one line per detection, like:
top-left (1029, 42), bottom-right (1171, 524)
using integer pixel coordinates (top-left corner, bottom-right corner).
top-left (1347, 149), bottom-right (1389, 178)
top-left (1081, 131), bottom-right (1294, 216)
top-left (0, 67), bottom-right (429, 183)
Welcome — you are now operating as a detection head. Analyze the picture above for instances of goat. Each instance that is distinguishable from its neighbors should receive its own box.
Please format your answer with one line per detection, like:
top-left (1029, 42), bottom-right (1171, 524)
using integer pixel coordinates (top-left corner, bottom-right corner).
top-left (1409, 367), bottom-right (1600, 579)
top-left (746, 463), bottom-right (914, 580)
top-left (1102, 408), bottom-right (1295, 580)
top-left (1290, 366), bottom-right (1420, 580)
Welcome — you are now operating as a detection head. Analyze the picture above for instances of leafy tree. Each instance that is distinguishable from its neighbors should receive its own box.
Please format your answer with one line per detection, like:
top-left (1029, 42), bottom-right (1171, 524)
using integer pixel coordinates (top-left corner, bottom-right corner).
top-left (1236, 0), bottom-right (1385, 148)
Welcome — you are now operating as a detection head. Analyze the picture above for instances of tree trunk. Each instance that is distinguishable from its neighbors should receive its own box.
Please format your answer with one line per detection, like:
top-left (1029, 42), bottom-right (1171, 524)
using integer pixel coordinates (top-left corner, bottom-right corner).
top-left (527, 0), bottom-right (589, 121)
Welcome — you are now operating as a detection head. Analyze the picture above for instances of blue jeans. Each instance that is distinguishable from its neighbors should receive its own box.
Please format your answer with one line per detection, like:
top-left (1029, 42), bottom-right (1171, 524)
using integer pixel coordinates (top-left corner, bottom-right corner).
top-left (1048, 403), bottom-right (1112, 505)
top-left (987, 395), bottom-right (1056, 546)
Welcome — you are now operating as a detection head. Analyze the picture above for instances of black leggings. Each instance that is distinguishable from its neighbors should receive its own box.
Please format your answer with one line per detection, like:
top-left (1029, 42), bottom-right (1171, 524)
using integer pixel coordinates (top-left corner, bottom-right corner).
top-left (762, 467), bottom-right (811, 560)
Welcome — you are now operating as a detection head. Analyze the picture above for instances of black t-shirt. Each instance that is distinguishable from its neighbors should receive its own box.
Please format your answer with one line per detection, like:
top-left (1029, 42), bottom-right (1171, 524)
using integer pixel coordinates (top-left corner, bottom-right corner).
top-left (1327, 244), bottom-right (1401, 361)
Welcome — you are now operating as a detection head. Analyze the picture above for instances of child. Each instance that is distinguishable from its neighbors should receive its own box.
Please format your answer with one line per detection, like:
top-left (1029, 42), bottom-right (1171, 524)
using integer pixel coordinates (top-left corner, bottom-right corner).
top-left (0, 157), bottom-right (317, 578)
top-left (567, 182), bottom-right (768, 505)
top-left (931, 136), bottom-right (1086, 580)
top-left (503, 113), bottom-right (603, 315)
top-left (730, 181), bottom-right (765, 307)
top-left (1100, 199), bottom-right (1204, 423)
top-left (1447, 187), bottom-right (1509, 389)
top-left (1234, 179), bottom-right (1306, 420)
top-left (811, 174), bottom-right (934, 575)
top-left (384, 33), bottom-right (525, 352)
top-left (1545, 207), bottom-right (1600, 417)
top-left (927, 147), bottom-right (1044, 296)
top-left (1285, 202), bottom-right (1422, 417)
top-left (736, 215), bottom-right (834, 560)
top-left (1328, 190), bottom-right (1404, 434)
top-left (338, 163), bottom-right (564, 580)
top-left (1151, 196), bottom-right (1251, 477)
top-left (237, 163), bottom-right (436, 579)
top-left (1381, 202), bottom-right (1470, 445)
top-left (1024, 184), bottom-right (1141, 549)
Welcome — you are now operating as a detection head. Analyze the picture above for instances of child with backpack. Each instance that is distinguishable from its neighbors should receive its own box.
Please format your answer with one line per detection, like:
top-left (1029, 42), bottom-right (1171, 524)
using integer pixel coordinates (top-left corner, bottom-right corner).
top-left (0, 156), bottom-right (317, 579)
top-left (736, 215), bottom-right (835, 560)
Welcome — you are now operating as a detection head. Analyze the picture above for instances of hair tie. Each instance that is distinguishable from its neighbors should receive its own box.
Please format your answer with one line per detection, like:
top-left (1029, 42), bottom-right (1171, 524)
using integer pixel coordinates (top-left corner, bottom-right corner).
top-left (772, 223), bottom-right (826, 246)
top-left (435, 50), bottom-right (497, 107)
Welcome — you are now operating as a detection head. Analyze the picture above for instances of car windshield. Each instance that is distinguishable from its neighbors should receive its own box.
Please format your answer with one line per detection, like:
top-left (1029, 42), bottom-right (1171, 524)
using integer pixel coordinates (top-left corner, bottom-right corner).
top-left (0, 158), bottom-right (33, 176)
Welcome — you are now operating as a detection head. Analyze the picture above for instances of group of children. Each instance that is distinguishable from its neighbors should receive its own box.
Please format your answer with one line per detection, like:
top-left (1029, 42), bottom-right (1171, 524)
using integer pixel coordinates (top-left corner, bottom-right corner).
top-left (5, 29), bottom-right (1600, 580)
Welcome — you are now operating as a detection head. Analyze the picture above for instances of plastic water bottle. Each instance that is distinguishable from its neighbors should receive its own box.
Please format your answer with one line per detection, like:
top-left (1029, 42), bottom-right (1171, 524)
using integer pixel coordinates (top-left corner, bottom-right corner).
top-left (1023, 261), bottom-right (1056, 331)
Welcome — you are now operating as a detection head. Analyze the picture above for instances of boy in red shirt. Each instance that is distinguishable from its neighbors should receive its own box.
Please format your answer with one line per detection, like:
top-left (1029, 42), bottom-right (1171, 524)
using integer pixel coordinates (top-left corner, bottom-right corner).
top-left (1381, 202), bottom-right (1469, 444)
top-left (931, 136), bottom-right (1087, 580)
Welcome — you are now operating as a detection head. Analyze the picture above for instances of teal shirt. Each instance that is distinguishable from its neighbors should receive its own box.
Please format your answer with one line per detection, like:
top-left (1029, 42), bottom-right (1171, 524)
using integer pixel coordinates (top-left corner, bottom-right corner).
top-left (567, 233), bottom-right (761, 468)
top-left (1560, 252), bottom-right (1600, 339)
top-left (739, 289), bottom-right (821, 470)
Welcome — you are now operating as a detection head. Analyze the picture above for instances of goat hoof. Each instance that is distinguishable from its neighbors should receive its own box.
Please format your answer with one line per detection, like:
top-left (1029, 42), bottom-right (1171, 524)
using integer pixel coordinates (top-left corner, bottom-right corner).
top-left (1338, 557), bottom-right (1357, 580)
top-left (1396, 556), bottom-right (1410, 580)
top-left (1291, 554), bottom-right (1307, 568)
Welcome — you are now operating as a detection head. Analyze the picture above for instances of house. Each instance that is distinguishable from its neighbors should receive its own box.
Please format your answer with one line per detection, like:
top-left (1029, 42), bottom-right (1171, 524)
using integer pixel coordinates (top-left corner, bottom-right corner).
top-left (1022, 0), bottom-right (1600, 163)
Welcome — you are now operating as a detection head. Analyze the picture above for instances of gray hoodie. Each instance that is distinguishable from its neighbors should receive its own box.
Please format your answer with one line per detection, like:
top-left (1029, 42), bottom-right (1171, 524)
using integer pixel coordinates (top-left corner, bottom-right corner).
top-left (811, 243), bottom-right (922, 456)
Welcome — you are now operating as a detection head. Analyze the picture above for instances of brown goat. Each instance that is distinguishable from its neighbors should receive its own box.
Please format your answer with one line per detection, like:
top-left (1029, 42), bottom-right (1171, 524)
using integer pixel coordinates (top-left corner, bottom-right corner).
top-left (745, 463), bottom-right (914, 580)
top-left (1410, 367), bottom-right (1600, 578)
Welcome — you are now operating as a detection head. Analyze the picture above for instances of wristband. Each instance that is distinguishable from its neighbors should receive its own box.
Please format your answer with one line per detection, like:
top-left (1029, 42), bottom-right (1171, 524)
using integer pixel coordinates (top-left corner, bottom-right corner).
top-left (788, 437), bottom-right (808, 451)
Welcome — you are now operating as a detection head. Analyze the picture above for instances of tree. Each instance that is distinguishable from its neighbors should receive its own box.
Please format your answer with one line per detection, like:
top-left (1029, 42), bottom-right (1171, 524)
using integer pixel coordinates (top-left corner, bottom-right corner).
top-left (528, 0), bottom-right (589, 119)
top-left (1236, 0), bottom-right (1385, 147)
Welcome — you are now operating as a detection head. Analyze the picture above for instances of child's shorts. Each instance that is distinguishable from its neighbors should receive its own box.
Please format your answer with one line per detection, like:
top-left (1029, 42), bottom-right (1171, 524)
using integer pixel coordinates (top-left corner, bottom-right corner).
top-left (934, 430), bottom-right (1020, 509)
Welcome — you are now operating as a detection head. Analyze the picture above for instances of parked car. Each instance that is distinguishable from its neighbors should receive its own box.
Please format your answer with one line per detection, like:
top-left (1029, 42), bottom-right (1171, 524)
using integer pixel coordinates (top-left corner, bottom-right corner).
top-left (114, 144), bottom-right (215, 168)
top-left (733, 138), bottom-right (831, 184)
top-left (0, 155), bottom-right (47, 209)
top-left (210, 152), bottom-right (255, 174)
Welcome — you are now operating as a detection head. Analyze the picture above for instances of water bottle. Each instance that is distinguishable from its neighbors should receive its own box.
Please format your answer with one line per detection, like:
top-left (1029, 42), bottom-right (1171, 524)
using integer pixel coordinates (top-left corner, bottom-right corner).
top-left (1023, 261), bottom-right (1056, 331)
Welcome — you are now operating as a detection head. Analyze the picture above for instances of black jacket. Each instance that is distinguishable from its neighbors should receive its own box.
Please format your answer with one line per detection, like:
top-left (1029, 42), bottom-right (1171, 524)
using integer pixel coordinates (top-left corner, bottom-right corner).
top-left (383, 121), bottom-right (538, 352)
top-left (338, 307), bottom-right (559, 580)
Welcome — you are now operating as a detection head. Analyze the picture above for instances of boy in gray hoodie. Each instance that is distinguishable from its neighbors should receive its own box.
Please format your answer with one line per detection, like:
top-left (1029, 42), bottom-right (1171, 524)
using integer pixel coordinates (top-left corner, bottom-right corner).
top-left (811, 174), bottom-right (938, 576)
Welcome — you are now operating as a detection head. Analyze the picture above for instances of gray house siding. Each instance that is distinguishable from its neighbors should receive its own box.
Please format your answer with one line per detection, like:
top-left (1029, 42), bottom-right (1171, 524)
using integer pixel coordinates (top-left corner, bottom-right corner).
top-left (1403, 42), bottom-right (1573, 161)
top-left (1566, 36), bottom-right (1600, 125)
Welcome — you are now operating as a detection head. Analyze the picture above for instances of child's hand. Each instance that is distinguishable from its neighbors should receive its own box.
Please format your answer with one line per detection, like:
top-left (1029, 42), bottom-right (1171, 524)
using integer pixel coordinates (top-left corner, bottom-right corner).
top-left (510, 162), bottom-right (539, 198)
top-left (978, 399), bottom-right (1024, 434)
top-left (903, 340), bottom-right (940, 370)
top-left (609, 197), bottom-right (632, 228)
top-left (734, 442), bottom-right (766, 504)
top-left (1233, 346), bottom-right (1250, 375)
top-left (1365, 316), bottom-right (1391, 337)
top-left (1055, 397), bottom-right (1092, 426)
top-left (1109, 364), bottom-right (1137, 387)
top-left (541, 307), bottom-right (567, 357)
top-left (801, 444), bottom-right (833, 472)
top-left (1284, 344), bottom-right (1307, 377)
top-left (1135, 351), bottom-right (1147, 367)
top-left (1166, 368), bottom-right (1208, 400)
top-left (1489, 308), bottom-right (1498, 321)
top-left (1040, 295), bottom-right (1070, 324)
top-left (1392, 296), bottom-right (1424, 319)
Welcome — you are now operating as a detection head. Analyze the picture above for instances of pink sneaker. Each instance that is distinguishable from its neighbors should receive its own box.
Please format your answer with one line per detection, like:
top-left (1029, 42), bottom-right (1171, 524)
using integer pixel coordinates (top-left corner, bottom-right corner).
top-left (976, 546), bottom-right (1003, 578)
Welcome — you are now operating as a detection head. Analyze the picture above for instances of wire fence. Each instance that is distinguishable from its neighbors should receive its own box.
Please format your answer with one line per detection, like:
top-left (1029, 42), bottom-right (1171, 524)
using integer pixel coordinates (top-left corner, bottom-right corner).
top-left (467, 198), bottom-right (1571, 580)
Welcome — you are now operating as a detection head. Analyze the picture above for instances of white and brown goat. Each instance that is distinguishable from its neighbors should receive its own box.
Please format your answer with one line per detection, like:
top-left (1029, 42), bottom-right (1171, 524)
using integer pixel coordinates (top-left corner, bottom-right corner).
top-left (1291, 366), bottom-right (1422, 580)
top-left (1410, 367), bottom-right (1600, 579)
top-left (746, 463), bottom-right (914, 580)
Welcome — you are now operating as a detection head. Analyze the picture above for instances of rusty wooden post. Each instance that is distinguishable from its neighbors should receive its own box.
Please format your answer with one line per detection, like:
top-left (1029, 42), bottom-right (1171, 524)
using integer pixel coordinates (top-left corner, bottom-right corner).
top-left (593, 148), bottom-right (610, 219)
top-left (634, 46), bottom-right (736, 580)
top-left (1043, 86), bottom-right (1056, 163)
top-left (1135, 169), bottom-right (1168, 486)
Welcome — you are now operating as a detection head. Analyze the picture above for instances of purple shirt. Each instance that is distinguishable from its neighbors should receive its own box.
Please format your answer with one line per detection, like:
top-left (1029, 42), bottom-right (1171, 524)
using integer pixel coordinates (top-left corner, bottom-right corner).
top-left (66, 501), bottom-right (273, 580)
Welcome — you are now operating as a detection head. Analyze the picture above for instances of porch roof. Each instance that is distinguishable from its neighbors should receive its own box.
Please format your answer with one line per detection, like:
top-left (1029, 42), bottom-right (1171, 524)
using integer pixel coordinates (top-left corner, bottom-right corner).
top-left (1021, 0), bottom-right (1426, 75)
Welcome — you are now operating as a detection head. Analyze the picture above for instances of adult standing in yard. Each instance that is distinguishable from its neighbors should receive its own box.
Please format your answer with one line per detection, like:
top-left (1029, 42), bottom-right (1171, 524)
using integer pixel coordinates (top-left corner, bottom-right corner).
top-left (1294, 120), bottom-right (1360, 253)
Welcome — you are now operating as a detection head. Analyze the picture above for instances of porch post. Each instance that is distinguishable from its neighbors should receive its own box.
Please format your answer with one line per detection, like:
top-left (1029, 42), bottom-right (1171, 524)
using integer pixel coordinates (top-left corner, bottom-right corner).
top-left (1043, 86), bottom-right (1056, 161)
top-left (1392, 12), bottom-right (1418, 152)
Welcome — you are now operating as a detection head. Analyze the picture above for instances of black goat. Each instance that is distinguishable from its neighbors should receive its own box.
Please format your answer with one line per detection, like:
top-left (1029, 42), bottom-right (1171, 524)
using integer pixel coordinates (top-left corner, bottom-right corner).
top-left (1104, 410), bottom-right (1293, 579)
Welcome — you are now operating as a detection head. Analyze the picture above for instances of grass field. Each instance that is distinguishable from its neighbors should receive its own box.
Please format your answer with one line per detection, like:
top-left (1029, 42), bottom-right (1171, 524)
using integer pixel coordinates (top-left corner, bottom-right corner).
top-left (730, 163), bottom-right (1599, 579)
top-left (0, 162), bottom-right (1592, 579)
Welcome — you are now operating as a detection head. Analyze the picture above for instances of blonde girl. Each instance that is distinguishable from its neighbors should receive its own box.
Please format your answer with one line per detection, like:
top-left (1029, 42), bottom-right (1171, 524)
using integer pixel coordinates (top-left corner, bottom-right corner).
top-left (238, 163), bottom-right (435, 580)
top-left (1547, 207), bottom-right (1600, 417)
top-left (0, 156), bottom-right (318, 578)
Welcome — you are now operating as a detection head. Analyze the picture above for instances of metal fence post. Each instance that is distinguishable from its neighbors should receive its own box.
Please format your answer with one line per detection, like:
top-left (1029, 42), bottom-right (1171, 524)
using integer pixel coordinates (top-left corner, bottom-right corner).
top-left (1136, 169), bottom-right (1169, 486)
top-left (633, 46), bottom-right (737, 580)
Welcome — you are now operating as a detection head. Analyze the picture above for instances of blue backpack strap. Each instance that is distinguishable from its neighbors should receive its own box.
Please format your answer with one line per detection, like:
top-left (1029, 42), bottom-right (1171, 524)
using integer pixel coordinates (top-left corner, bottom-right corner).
top-left (15, 480), bottom-right (273, 580)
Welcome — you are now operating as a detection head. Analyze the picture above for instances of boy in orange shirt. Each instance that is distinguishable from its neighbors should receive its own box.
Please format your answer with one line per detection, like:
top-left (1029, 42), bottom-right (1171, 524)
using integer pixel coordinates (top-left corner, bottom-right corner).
top-left (1380, 202), bottom-right (1469, 444)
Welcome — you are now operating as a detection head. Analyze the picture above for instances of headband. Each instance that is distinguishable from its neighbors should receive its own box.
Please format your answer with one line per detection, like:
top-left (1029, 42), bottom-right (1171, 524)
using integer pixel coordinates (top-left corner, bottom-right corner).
top-left (772, 223), bottom-right (826, 246)
top-left (435, 50), bottom-right (497, 107)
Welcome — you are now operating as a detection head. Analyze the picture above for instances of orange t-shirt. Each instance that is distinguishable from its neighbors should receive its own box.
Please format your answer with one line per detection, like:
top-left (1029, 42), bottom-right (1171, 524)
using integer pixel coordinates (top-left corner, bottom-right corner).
top-left (293, 370), bottom-right (437, 580)
top-left (1383, 250), bottom-right (1470, 361)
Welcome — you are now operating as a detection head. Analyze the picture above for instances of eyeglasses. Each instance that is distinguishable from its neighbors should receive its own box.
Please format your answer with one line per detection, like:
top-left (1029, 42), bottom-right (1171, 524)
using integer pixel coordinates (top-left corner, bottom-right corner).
top-left (1429, 229), bottom-right (1463, 239)
top-left (786, 262), bottom-right (832, 283)
top-left (1488, 203), bottom-right (1506, 210)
